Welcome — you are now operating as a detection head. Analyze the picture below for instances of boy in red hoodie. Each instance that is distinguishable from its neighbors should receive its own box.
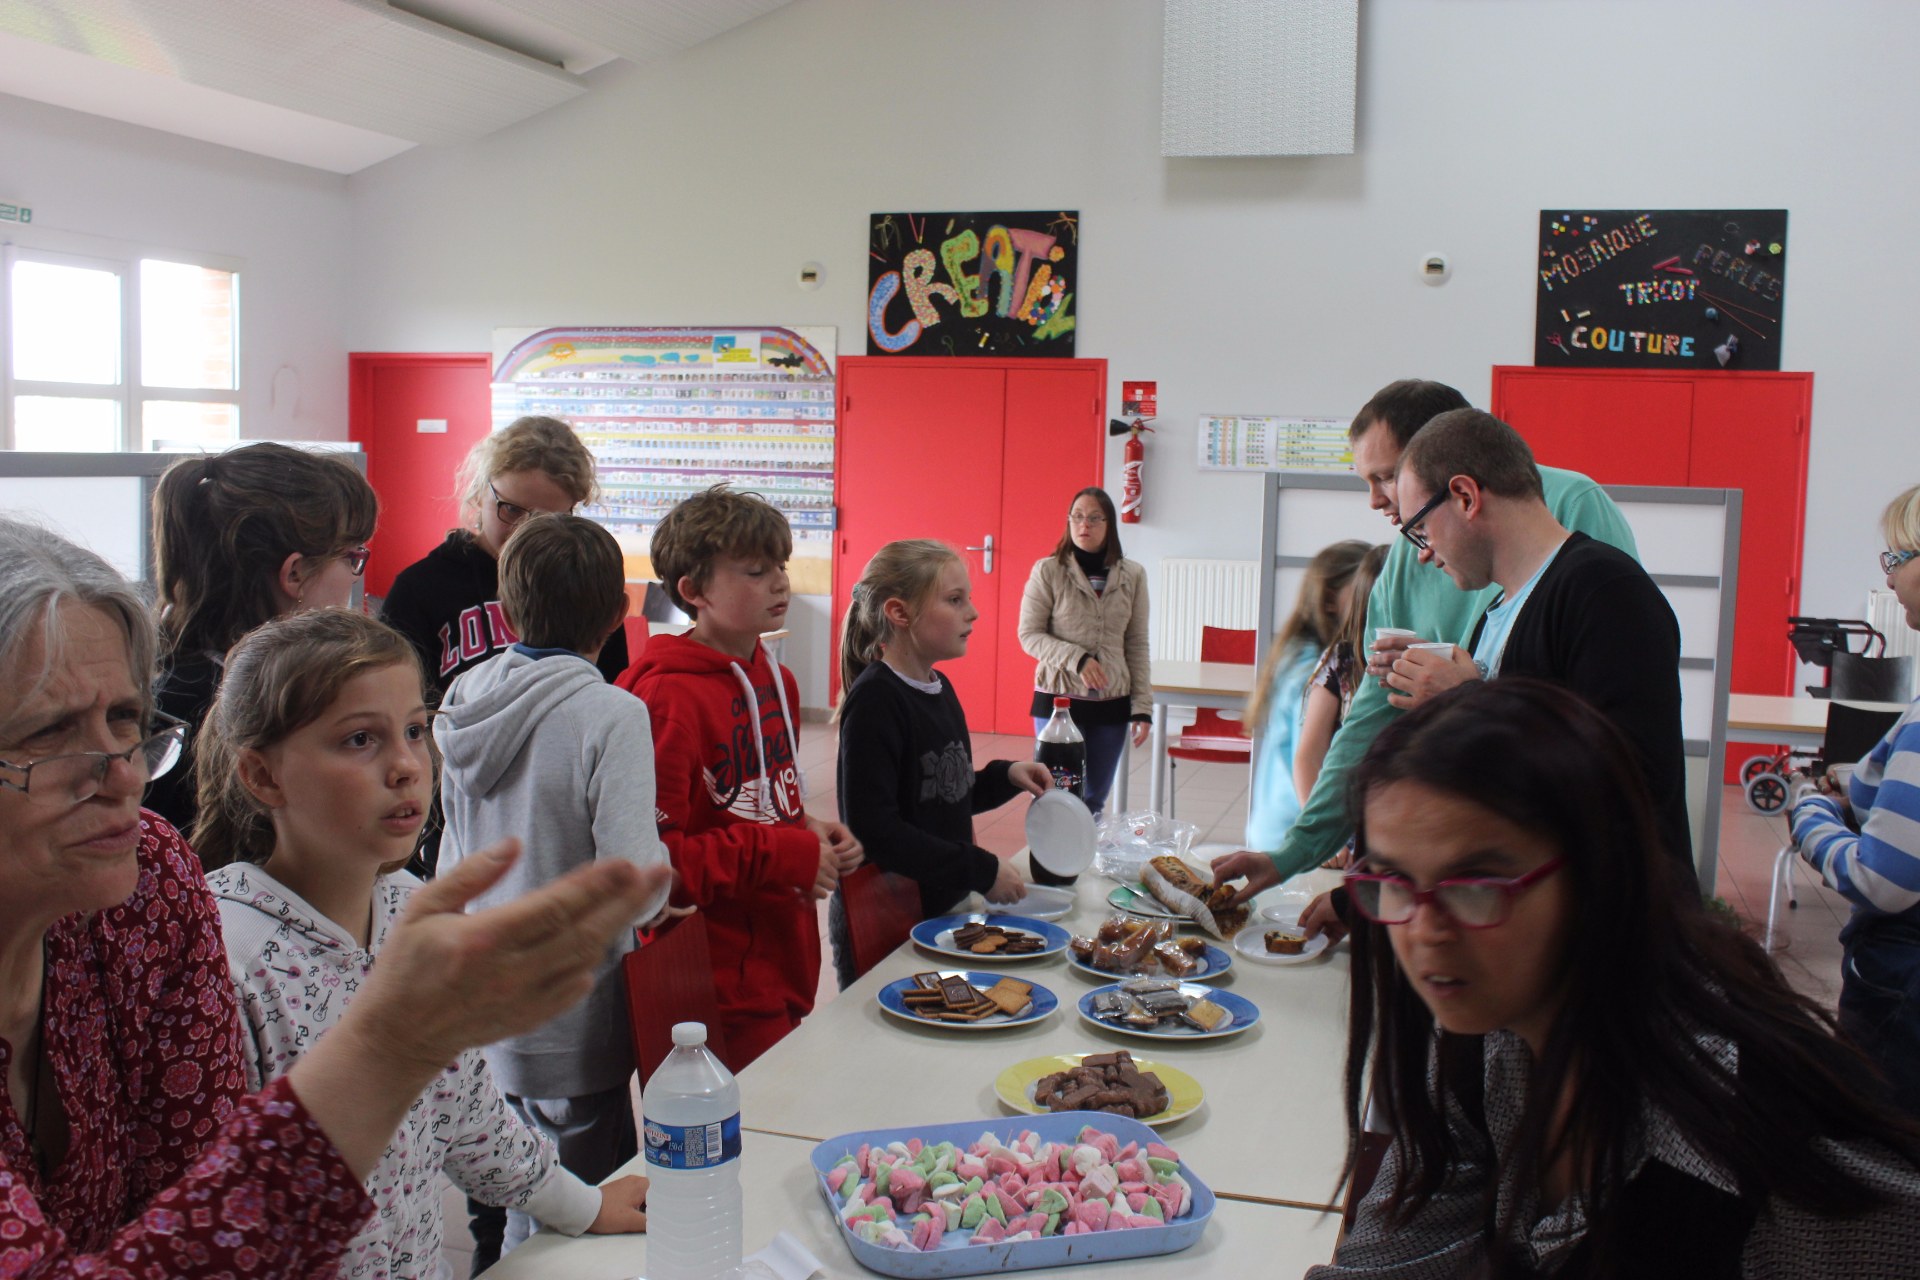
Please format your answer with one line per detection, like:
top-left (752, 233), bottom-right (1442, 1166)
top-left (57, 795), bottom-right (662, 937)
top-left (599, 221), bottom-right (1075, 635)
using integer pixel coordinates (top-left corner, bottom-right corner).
top-left (619, 485), bottom-right (861, 1070)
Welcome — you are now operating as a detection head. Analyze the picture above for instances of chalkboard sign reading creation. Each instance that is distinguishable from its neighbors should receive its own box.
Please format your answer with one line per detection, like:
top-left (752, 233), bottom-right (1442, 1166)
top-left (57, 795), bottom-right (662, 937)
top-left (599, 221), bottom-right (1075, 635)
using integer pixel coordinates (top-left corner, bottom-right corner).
top-left (1534, 209), bottom-right (1787, 371)
top-left (867, 210), bottom-right (1078, 357)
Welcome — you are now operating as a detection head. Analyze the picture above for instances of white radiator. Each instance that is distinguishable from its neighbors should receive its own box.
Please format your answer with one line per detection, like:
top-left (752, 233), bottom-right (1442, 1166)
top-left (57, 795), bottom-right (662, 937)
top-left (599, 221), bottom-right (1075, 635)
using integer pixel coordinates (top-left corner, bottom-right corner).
top-left (1155, 558), bottom-right (1259, 661)
top-left (1867, 589), bottom-right (1920, 699)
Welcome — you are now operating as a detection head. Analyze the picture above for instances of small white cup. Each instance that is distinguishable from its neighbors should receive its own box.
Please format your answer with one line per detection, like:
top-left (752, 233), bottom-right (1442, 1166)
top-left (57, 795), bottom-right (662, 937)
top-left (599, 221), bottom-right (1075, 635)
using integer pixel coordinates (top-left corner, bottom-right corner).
top-left (1410, 641), bottom-right (1454, 655)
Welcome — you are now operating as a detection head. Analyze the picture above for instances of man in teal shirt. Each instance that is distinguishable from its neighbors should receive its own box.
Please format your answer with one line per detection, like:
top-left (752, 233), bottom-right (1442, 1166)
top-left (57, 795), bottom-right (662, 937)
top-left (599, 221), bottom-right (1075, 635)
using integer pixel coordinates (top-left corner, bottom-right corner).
top-left (1211, 379), bottom-right (1638, 911)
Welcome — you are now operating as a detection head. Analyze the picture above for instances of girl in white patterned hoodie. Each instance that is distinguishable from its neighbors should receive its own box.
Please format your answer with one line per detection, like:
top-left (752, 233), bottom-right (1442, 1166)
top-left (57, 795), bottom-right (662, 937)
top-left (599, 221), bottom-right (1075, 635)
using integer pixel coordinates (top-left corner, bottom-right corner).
top-left (192, 609), bottom-right (652, 1280)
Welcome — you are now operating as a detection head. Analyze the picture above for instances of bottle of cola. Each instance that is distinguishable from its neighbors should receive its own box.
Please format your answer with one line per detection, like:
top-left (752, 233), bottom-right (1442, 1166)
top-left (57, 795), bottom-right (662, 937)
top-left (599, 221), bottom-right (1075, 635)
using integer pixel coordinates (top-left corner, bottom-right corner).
top-left (1032, 697), bottom-right (1086, 886)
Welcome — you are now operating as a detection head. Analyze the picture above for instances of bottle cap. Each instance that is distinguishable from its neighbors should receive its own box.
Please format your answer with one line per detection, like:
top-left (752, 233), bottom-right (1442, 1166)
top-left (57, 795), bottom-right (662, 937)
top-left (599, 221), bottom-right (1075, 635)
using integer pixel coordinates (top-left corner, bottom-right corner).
top-left (671, 1022), bottom-right (708, 1047)
top-left (1053, 696), bottom-right (1071, 709)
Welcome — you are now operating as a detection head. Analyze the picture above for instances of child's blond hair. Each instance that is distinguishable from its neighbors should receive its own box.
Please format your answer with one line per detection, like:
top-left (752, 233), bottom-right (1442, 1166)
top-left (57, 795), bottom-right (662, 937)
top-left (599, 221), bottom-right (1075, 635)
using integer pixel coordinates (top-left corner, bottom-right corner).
top-left (456, 416), bottom-right (598, 534)
top-left (835, 539), bottom-right (962, 717)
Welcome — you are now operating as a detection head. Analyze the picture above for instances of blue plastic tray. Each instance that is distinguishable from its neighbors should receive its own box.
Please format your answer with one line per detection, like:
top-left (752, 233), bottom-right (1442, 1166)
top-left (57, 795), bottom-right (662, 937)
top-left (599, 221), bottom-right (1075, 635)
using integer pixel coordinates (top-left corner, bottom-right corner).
top-left (808, 1111), bottom-right (1214, 1277)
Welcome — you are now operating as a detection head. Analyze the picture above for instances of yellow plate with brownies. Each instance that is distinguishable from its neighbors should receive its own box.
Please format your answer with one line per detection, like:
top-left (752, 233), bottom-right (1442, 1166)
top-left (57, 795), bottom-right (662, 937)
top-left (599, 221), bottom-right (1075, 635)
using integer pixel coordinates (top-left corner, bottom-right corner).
top-left (994, 1053), bottom-right (1204, 1128)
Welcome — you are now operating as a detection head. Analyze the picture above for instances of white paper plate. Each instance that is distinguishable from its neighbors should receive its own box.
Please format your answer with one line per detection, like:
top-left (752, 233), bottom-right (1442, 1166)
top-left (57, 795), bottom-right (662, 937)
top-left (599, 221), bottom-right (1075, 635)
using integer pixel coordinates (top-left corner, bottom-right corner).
top-left (969, 884), bottom-right (1076, 921)
top-left (1232, 927), bottom-right (1331, 967)
top-left (1026, 789), bottom-right (1096, 877)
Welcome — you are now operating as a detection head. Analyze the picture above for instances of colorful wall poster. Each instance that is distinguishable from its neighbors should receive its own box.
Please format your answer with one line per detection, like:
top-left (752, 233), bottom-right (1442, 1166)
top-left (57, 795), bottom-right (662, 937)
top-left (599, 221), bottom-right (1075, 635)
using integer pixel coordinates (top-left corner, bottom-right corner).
top-left (1534, 210), bottom-right (1787, 370)
top-left (1197, 415), bottom-right (1352, 472)
top-left (490, 326), bottom-right (836, 596)
top-left (866, 210), bottom-right (1078, 356)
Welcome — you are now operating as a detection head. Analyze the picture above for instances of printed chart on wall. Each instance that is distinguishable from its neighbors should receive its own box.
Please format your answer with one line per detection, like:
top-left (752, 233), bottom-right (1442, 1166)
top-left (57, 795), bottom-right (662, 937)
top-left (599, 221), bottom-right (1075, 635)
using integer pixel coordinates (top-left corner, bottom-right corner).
top-left (867, 210), bottom-right (1078, 356)
top-left (1198, 415), bottom-right (1351, 472)
top-left (490, 327), bottom-right (835, 596)
top-left (1535, 210), bottom-right (1787, 371)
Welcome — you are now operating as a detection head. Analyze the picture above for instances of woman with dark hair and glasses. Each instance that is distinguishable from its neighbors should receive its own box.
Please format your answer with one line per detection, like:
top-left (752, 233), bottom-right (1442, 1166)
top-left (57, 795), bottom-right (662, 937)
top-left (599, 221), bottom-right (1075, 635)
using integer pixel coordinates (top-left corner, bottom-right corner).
top-left (1016, 486), bottom-right (1152, 848)
top-left (149, 442), bottom-right (379, 832)
top-left (1312, 678), bottom-right (1920, 1278)
top-left (1787, 483), bottom-right (1920, 1119)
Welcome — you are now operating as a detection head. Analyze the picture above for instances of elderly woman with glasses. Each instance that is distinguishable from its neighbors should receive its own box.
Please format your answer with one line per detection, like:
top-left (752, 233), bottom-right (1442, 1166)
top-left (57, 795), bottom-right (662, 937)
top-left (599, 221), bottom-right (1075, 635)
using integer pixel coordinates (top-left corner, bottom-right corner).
top-left (1016, 487), bottom-right (1152, 844)
top-left (1788, 483), bottom-right (1920, 1119)
top-left (148, 442), bottom-right (379, 833)
top-left (1313, 677), bottom-right (1920, 1278)
top-left (0, 515), bottom-right (664, 1278)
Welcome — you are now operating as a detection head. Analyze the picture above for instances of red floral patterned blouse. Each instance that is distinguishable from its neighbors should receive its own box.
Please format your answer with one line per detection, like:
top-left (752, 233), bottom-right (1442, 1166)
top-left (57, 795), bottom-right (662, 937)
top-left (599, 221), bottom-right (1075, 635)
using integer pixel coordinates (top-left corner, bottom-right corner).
top-left (0, 813), bottom-right (374, 1278)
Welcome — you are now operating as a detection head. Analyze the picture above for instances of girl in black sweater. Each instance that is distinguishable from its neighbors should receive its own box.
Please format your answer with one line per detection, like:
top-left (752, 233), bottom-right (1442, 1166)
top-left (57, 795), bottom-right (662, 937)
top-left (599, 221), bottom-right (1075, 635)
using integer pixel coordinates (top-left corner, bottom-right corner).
top-left (828, 539), bottom-right (1050, 987)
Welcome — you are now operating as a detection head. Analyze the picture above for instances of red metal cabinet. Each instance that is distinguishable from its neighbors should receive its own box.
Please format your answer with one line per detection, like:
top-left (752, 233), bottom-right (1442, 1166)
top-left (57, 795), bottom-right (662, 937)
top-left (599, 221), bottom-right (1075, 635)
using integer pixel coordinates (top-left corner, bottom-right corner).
top-left (1491, 366), bottom-right (1811, 701)
top-left (833, 357), bottom-right (1106, 734)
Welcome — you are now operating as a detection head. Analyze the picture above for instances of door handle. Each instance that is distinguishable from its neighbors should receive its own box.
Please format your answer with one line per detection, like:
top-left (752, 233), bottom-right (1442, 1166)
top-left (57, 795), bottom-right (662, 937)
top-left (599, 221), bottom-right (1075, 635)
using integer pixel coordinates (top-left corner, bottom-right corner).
top-left (965, 534), bottom-right (994, 574)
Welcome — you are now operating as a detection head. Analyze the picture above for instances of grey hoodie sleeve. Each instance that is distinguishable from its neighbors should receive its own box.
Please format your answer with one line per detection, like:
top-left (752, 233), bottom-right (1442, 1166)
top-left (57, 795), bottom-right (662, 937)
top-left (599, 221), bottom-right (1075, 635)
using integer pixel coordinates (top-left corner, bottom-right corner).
top-left (588, 695), bottom-right (673, 922)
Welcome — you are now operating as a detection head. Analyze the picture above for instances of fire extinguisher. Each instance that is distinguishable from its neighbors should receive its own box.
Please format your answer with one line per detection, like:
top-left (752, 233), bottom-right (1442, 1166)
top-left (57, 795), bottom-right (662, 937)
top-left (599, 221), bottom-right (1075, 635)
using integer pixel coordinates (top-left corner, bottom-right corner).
top-left (1109, 417), bottom-right (1154, 523)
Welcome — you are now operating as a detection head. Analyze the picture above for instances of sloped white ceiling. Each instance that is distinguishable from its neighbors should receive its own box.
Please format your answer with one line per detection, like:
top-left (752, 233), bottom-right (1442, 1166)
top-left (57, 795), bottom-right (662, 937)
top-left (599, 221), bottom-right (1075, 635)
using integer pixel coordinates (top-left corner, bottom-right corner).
top-left (0, 0), bottom-right (794, 172)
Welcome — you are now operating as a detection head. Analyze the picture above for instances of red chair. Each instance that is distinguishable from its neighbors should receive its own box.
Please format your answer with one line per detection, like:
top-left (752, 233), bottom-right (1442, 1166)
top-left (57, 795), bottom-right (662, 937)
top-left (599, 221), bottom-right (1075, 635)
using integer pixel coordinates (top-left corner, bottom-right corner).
top-left (623, 913), bottom-right (729, 1086)
top-left (1164, 626), bottom-right (1257, 819)
top-left (840, 864), bottom-right (924, 984)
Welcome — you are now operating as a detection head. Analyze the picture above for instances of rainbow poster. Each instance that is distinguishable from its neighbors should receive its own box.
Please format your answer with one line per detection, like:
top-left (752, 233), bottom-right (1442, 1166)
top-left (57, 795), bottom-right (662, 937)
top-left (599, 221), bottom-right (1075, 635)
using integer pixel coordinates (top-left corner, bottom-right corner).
top-left (491, 326), bottom-right (836, 596)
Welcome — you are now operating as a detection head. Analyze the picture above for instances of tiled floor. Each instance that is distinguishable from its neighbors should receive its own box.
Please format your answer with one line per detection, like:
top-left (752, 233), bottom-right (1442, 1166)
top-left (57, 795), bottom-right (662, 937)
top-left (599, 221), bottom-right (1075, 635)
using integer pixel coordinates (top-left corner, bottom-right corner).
top-left (437, 726), bottom-right (1850, 1273)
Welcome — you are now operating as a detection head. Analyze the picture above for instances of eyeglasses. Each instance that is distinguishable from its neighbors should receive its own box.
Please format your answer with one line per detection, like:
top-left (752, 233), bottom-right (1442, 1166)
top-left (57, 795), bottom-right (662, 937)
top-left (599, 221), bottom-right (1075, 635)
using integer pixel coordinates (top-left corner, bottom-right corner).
top-left (489, 482), bottom-right (576, 528)
top-left (0, 713), bottom-right (188, 807)
top-left (1344, 856), bottom-right (1566, 929)
top-left (340, 545), bottom-right (370, 577)
top-left (1882, 549), bottom-right (1919, 576)
top-left (1069, 513), bottom-right (1108, 527)
top-left (1397, 489), bottom-right (1448, 553)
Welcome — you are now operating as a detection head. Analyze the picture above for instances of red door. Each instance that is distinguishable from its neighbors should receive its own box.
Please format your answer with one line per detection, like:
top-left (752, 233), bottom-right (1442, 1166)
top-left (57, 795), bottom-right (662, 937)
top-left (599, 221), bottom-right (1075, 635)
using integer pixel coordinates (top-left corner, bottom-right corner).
top-left (834, 362), bottom-right (1009, 729)
top-left (834, 358), bottom-right (1106, 734)
top-left (1492, 365), bottom-right (1812, 702)
top-left (996, 365), bottom-right (1108, 730)
top-left (1494, 372), bottom-right (1694, 486)
top-left (348, 353), bottom-right (492, 597)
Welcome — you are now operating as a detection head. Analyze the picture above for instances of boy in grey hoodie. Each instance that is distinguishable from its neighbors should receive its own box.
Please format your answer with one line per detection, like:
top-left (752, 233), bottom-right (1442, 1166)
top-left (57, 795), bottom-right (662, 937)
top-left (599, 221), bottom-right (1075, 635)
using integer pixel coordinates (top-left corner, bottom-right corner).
top-left (434, 514), bottom-right (672, 1255)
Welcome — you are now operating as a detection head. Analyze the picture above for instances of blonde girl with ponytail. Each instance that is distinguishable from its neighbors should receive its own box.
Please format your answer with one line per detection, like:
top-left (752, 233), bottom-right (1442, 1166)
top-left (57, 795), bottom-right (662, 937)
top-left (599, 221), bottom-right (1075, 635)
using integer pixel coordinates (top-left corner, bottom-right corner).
top-left (827, 540), bottom-right (1051, 987)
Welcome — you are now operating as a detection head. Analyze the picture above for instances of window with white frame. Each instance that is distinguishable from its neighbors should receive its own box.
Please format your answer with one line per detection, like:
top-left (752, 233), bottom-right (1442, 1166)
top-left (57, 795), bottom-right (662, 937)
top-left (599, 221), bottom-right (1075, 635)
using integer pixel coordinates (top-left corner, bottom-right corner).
top-left (3, 246), bottom-right (240, 451)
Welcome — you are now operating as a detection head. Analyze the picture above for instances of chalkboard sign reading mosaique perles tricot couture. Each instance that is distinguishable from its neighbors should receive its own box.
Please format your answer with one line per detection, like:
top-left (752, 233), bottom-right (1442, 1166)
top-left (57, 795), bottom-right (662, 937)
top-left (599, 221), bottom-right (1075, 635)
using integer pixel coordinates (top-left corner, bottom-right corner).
top-left (866, 210), bottom-right (1078, 357)
top-left (1534, 209), bottom-right (1787, 371)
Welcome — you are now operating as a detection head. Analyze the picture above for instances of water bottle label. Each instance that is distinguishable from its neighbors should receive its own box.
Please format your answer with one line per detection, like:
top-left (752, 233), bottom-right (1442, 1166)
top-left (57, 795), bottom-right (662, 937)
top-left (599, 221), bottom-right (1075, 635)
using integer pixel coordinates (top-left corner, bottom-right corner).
top-left (643, 1112), bottom-right (742, 1170)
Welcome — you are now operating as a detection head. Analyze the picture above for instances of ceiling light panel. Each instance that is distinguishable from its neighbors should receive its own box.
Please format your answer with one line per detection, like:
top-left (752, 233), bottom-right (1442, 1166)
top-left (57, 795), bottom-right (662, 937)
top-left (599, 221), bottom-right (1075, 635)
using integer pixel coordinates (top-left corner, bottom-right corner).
top-left (0, 0), bottom-right (587, 144)
top-left (484, 0), bottom-right (792, 66)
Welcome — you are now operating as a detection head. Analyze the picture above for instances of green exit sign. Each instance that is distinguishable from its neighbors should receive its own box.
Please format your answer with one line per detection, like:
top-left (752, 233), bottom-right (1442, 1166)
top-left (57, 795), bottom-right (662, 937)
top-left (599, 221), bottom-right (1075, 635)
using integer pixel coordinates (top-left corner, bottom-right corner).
top-left (0, 202), bottom-right (32, 224)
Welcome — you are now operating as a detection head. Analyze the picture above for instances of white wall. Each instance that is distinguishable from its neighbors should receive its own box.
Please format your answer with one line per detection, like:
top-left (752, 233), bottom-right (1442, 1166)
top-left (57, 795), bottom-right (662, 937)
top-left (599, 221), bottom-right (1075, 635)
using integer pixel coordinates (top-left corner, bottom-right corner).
top-left (338, 0), bottom-right (1920, 705)
top-left (1, 93), bottom-right (353, 441)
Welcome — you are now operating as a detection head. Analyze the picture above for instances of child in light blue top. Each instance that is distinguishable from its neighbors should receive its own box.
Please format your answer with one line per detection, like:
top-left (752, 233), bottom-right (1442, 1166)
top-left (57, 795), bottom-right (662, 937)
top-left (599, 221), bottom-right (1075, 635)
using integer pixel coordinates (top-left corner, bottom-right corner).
top-left (1245, 541), bottom-right (1384, 849)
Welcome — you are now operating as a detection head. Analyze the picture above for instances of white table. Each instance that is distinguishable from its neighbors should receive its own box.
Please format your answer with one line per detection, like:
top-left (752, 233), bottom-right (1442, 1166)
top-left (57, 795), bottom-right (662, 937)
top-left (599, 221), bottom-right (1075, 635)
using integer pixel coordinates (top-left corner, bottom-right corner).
top-left (736, 869), bottom-right (1353, 1212)
top-left (484, 1131), bottom-right (1344, 1279)
top-left (1726, 692), bottom-right (1908, 753)
top-left (1144, 661), bottom-right (1256, 816)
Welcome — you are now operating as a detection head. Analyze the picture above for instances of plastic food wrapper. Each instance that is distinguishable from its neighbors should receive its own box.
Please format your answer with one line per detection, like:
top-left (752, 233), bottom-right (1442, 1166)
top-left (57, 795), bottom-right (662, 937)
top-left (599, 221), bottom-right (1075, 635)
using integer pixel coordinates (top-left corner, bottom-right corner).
top-left (1093, 809), bottom-right (1199, 883)
top-left (1070, 914), bottom-right (1175, 974)
top-left (1141, 857), bottom-right (1249, 941)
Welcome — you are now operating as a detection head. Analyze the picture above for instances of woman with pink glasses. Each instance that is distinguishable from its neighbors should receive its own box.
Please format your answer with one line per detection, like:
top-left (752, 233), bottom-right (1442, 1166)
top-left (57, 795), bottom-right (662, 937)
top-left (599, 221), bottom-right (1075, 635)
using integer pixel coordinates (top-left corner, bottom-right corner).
top-left (1312, 678), bottom-right (1920, 1278)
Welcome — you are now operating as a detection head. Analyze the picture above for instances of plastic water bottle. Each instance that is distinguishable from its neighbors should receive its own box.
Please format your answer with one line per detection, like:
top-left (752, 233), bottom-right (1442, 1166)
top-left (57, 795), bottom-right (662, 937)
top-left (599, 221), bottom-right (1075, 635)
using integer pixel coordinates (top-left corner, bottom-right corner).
top-left (641, 1023), bottom-right (743, 1279)
top-left (1033, 698), bottom-right (1087, 886)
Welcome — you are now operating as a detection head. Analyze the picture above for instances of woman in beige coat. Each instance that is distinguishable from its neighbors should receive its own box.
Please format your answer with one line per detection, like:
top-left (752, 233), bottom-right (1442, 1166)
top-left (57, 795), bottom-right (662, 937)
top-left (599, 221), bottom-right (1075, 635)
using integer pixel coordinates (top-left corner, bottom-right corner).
top-left (1018, 487), bottom-right (1152, 826)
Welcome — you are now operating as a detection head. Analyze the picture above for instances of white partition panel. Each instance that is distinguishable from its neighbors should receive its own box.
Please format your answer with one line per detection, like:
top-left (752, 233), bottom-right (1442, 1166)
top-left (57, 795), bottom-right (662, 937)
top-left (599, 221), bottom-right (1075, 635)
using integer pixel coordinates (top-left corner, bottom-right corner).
top-left (0, 450), bottom-right (366, 597)
top-left (1257, 472), bottom-right (1741, 891)
top-left (0, 476), bottom-right (144, 581)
